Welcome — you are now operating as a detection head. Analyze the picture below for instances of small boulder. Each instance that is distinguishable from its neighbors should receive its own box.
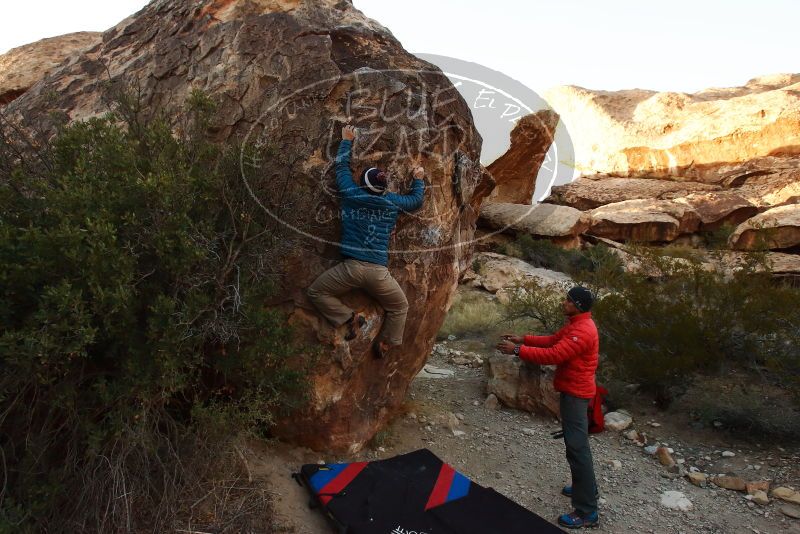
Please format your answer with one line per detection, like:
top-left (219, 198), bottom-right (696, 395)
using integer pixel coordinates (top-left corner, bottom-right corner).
top-left (656, 446), bottom-right (676, 467)
top-left (746, 480), bottom-right (771, 495)
top-left (781, 504), bottom-right (800, 519)
top-left (417, 365), bottom-right (455, 379)
top-left (607, 459), bottom-right (622, 470)
top-left (686, 472), bottom-right (707, 487)
top-left (772, 487), bottom-right (800, 505)
top-left (604, 411), bottom-right (633, 431)
top-left (484, 393), bottom-right (500, 411)
top-left (624, 429), bottom-right (639, 441)
top-left (660, 491), bottom-right (692, 512)
top-left (445, 412), bottom-right (460, 431)
top-left (711, 476), bottom-right (747, 492)
top-left (751, 491), bottom-right (770, 506)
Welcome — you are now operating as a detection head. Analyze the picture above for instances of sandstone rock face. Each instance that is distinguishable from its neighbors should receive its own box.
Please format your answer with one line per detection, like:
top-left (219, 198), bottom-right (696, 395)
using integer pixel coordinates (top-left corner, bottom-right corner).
top-left (487, 110), bottom-right (558, 204)
top-left (6, 0), bottom-right (492, 453)
top-left (729, 204), bottom-right (800, 250)
top-left (0, 32), bottom-right (101, 106)
top-left (479, 202), bottom-right (590, 242)
top-left (486, 354), bottom-right (560, 418)
top-left (545, 74), bottom-right (800, 181)
top-left (547, 177), bottom-right (720, 211)
top-left (589, 199), bottom-right (702, 242)
top-left (672, 192), bottom-right (759, 231)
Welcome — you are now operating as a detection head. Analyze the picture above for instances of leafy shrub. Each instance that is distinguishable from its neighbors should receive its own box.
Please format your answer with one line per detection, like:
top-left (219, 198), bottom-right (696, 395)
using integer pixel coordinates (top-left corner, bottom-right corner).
top-left (501, 279), bottom-right (570, 334)
top-left (499, 234), bottom-right (624, 286)
top-left (594, 250), bottom-right (800, 406)
top-left (702, 222), bottom-right (737, 250)
top-left (0, 90), bottom-right (307, 531)
top-left (499, 234), bottom-right (591, 274)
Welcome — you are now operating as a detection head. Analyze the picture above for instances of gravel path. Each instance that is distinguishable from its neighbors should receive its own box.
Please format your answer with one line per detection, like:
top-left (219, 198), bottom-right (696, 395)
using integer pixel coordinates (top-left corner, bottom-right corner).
top-left (254, 344), bottom-right (800, 533)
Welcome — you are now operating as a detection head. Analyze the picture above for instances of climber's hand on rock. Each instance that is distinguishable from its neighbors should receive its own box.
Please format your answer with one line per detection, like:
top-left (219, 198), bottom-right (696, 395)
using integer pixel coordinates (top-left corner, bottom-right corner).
top-left (412, 166), bottom-right (424, 179)
top-left (501, 334), bottom-right (523, 344)
top-left (342, 124), bottom-right (357, 141)
top-left (496, 340), bottom-right (517, 354)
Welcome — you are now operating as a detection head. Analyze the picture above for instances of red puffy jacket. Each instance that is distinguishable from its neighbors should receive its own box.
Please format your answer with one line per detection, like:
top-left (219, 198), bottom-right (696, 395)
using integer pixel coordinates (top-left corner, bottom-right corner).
top-left (518, 312), bottom-right (599, 399)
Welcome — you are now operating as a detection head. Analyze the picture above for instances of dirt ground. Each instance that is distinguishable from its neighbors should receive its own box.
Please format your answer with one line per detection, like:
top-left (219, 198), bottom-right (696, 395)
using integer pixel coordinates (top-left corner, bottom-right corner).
top-left (250, 340), bottom-right (800, 534)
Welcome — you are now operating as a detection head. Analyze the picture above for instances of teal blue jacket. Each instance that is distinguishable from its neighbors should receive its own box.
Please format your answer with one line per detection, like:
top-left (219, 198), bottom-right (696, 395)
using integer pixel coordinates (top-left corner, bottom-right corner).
top-left (335, 140), bottom-right (424, 265)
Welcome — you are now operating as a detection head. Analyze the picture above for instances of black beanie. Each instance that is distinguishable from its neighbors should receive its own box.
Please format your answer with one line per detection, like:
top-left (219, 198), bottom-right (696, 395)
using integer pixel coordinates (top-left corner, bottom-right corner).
top-left (361, 167), bottom-right (387, 195)
top-left (567, 286), bottom-right (594, 312)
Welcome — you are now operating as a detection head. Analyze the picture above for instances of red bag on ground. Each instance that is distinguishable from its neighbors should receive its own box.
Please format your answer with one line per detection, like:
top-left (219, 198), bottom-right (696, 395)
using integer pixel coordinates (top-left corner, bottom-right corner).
top-left (588, 384), bottom-right (608, 434)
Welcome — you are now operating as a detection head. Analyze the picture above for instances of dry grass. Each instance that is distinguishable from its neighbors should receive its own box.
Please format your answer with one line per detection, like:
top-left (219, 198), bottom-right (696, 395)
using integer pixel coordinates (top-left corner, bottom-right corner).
top-left (438, 287), bottom-right (543, 341)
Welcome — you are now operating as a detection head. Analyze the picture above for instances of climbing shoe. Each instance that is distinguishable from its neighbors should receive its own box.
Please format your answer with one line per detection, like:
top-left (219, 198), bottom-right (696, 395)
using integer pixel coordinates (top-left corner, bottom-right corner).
top-left (344, 313), bottom-right (365, 341)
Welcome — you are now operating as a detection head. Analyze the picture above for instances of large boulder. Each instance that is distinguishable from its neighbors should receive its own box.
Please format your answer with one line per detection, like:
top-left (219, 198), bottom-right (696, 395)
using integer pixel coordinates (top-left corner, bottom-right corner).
top-left (479, 202), bottom-right (590, 246)
top-left (0, 32), bottom-right (101, 106)
top-left (486, 354), bottom-right (560, 418)
top-left (545, 74), bottom-right (800, 182)
top-left (487, 110), bottom-right (559, 204)
top-left (5, 0), bottom-right (493, 453)
top-left (546, 177), bottom-right (720, 211)
top-left (729, 204), bottom-right (800, 250)
top-left (588, 199), bottom-right (702, 242)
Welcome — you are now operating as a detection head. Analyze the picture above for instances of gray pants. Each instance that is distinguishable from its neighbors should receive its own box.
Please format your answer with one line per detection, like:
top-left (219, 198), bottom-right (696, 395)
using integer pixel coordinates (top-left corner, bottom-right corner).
top-left (307, 259), bottom-right (409, 346)
top-left (560, 393), bottom-right (599, 516)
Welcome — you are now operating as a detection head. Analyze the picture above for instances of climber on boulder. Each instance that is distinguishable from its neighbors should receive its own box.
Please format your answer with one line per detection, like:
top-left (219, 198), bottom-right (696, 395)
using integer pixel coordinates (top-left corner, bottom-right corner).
top-left (307, 124), bottom-right (425, 359)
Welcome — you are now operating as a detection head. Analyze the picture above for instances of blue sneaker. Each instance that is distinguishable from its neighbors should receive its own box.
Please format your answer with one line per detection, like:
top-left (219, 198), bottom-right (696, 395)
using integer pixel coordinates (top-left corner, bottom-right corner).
top-left (558, 510), bottom-right (599, 529)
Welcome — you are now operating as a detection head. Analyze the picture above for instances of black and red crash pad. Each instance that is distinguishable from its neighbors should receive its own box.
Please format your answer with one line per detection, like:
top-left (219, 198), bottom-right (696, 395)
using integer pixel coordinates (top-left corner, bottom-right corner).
top-left (294, 448), bottom-right (564, 533)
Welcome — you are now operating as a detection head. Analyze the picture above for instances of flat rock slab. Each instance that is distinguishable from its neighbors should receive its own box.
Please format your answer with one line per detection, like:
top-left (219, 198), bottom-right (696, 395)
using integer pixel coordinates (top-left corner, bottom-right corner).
top-left (729, 204), bottom-right (800, 250)
top-left (546, 177), bottom-right (720, 211)
top-left (589, 199), bottom-right (701, 242)
top-left (470, 252), bottom-right (573, 293)
top-left (416, 365), bottom-right (455, 379)
top-left (479, 202), bottom-right (590, 238)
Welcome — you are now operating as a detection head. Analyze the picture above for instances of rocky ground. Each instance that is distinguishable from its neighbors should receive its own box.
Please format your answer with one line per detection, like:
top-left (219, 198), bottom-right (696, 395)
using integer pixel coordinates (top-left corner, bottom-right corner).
top-left (251, 338), bottom-right (800, 533)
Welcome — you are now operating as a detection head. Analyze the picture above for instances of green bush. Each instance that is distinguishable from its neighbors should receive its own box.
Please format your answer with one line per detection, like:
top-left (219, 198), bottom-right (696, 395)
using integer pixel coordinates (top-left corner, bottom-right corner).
top-left (701, 223), bottom-right (737, 250)
top-left (593, 250), bottom-right (800, 406)
top-left (501, 279), bottom-right (570, 334)
top-left (499, 234), bottom-right (591, 274)
top-left (0, 90), bottom-right (307, 531)
top-left (499, 234), bottom-right (624, 286)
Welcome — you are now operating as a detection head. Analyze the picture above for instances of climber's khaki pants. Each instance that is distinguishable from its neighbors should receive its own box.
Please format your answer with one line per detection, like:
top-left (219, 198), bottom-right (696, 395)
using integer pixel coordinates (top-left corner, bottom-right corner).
top-left (307, 259), bottom-right (409, 346)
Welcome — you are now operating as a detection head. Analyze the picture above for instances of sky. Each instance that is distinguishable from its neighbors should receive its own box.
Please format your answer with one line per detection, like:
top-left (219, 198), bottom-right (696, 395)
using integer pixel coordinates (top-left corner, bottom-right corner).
top-left (1, 0), bottom-right (798, 93)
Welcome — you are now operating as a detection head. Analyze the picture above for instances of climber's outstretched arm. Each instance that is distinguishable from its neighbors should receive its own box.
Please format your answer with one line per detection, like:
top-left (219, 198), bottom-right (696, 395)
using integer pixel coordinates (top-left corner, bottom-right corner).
top-left (387, 166), bottom-right (425, 212)
top-left (335, 126), bottom-right (359, 197)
